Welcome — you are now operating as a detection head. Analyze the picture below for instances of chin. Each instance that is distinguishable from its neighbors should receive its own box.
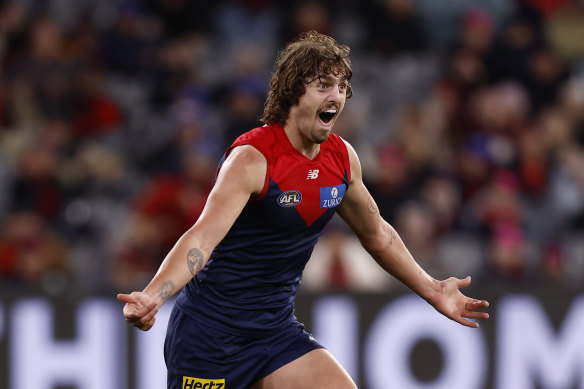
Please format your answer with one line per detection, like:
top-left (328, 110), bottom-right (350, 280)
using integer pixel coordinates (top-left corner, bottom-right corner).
top-left (313, 129), bottom-right (331, 144)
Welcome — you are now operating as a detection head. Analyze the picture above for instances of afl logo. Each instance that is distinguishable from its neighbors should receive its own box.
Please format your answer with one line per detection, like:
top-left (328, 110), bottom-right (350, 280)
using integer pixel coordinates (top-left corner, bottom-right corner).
top-left (278, 190), bottom-right (302, 207)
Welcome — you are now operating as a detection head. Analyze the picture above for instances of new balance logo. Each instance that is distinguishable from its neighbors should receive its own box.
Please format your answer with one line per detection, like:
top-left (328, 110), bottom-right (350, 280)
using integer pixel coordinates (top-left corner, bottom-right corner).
top-left (306, 169), bottom-right (319, 179)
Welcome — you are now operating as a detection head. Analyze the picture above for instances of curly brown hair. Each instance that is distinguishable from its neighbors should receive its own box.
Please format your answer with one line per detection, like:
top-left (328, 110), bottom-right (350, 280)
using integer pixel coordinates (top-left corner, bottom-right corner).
top-left (260, 31), bottom-right (353, 126)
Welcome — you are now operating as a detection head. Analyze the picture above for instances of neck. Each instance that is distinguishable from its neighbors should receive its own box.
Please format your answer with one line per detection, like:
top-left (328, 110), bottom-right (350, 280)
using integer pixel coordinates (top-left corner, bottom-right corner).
top-left (283, 124), bottom-right (321, 160)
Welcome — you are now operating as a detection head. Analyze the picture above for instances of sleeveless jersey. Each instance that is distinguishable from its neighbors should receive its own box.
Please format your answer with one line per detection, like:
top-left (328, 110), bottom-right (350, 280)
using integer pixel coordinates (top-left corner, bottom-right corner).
top-left (175, 124), bottom-right (351, 336)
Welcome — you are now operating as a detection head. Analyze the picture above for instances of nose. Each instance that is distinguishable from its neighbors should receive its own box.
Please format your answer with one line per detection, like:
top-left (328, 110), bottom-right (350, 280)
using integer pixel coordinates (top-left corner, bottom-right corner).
top-left (328, 85), bottom-right (343, 104)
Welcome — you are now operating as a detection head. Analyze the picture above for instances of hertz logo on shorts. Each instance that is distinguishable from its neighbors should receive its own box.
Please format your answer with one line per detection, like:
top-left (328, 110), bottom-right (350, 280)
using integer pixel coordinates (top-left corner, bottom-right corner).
top-left (182, 376), bottom-right (225, 389)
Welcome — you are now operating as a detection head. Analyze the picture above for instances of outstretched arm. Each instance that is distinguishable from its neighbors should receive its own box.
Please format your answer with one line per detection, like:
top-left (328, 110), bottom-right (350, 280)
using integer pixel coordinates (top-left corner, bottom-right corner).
top-left (117, 145), bottom-right (267, 330)
top-left (337, 141), bottom-right (489, 328)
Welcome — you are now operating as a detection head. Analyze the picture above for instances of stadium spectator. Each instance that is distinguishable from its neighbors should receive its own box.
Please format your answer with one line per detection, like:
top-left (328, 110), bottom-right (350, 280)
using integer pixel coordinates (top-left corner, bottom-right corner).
top-left (0, 0), bottom-right (583, 295)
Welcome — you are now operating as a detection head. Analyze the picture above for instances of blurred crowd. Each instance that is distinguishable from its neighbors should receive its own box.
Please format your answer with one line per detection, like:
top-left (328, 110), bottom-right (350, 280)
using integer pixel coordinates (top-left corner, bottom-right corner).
top-left (1, 0), bottom-right (584, 296)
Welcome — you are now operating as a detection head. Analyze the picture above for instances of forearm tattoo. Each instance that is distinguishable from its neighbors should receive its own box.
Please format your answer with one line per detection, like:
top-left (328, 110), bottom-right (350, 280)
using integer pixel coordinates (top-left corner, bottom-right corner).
top-left (367, 196), bottom-right (378, 214)
top-left (187, 248), bottom-right (205, 276)
top-left (385, 226), bottom-right (398, 251)
top-left (158, 280), bottom-right (175, 301)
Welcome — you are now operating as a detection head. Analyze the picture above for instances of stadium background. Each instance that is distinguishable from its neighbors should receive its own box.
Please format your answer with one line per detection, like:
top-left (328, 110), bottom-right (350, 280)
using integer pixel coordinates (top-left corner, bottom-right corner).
top-left (1, 0), bottom-right (584, 388)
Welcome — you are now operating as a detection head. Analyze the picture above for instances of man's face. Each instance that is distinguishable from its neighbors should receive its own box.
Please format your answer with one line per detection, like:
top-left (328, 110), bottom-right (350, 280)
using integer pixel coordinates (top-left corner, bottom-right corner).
top-left (288, 72), bottom-right (348, 144)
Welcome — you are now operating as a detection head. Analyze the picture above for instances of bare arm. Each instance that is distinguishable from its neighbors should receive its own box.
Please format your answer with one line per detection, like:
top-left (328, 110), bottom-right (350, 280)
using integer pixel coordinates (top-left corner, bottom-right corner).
top-left (117, 145), bottom-right (266, 330)
top-left (337, 141), bottom-right (489, 328)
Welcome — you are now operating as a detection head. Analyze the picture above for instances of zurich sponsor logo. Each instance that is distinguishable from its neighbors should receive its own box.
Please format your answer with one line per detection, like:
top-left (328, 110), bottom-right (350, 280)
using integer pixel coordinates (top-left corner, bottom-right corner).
top-left (278, 190), bottom-right (302, 207)
top-left (320, 184), bottom-right (346, 208)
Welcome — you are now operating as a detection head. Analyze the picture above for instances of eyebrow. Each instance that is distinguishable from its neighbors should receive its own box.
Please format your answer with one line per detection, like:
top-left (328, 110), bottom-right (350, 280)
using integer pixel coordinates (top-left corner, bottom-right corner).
top-left (316, 73), bottom-right (348, 84)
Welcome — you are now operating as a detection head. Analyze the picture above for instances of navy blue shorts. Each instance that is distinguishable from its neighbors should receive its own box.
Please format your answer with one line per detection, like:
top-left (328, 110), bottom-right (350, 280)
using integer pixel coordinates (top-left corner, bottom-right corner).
top-left (164, 305), bottom-right (323, 389)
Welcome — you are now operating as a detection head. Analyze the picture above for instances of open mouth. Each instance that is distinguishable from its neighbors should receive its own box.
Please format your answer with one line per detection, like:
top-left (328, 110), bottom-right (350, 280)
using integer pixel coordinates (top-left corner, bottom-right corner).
top-left (319, 109), bottom-right (337, 124)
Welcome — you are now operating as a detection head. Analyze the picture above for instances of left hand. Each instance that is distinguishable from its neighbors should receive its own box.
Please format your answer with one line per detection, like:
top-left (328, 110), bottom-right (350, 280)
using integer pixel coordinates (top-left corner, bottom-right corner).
top-left (429, 276), bottom-right (489, 328)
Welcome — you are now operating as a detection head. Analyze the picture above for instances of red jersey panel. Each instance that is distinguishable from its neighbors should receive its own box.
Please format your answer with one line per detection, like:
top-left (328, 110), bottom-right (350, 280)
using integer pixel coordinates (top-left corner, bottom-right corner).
top-left (228, 124), bottom-right (351, 226)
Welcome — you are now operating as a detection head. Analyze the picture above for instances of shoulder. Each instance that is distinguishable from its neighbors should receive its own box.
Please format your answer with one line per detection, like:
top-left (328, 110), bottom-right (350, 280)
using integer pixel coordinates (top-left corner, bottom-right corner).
top-left (339, 138), bottom-right (361, 183)
top-left (228, 124), bottom-right (283, 160)
top-left (339, 138), bottom-right (358, 161)
top-left (225, 144), bottom-right (266, 166)
top-left (323, 133), bottom-right (359, 180)
top-left (219, 144), bottom-right (267, 196)
top-left (323, 133), bottom-right (356, 163)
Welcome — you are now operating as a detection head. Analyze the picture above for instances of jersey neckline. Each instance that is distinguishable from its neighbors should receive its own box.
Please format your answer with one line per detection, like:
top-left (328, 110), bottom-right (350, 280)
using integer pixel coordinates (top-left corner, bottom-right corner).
top-left (275, 124), bottom-right (328, 163)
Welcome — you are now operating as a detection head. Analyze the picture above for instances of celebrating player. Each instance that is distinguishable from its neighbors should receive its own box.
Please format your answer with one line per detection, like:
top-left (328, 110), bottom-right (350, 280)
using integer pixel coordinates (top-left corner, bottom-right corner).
top-left (118, 31), bottom-right (489, 389)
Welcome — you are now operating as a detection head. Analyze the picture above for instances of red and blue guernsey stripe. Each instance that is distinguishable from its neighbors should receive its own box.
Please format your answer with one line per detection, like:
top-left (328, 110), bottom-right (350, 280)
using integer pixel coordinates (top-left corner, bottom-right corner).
top-left (176, 124), bottom-right (351, 336)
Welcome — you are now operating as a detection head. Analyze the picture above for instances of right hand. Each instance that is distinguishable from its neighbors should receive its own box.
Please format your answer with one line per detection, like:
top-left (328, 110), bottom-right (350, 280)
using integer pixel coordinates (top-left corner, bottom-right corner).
top-left (117, 291), bottom-right (158, 331)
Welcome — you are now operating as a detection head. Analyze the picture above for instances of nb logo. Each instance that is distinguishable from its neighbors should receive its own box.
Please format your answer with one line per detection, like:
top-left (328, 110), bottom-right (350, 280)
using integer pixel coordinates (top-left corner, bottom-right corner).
top-left (306, 169), bottom-right (319, 179)
top-left (182, 376), bottom-right (225, 389)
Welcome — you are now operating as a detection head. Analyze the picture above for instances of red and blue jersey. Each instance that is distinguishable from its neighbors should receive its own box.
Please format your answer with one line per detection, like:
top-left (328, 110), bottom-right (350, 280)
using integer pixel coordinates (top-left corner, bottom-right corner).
top-left (175, 124), bottom-right (351, 335)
